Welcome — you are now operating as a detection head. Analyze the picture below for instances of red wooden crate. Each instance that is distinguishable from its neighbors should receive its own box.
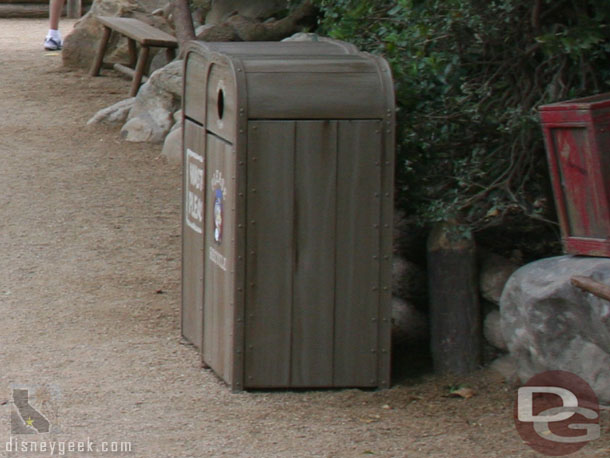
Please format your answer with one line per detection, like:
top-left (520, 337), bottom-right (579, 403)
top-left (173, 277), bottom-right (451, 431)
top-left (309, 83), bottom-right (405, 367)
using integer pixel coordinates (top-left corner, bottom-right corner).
top-left (540, 93), bottom-right (610, 257)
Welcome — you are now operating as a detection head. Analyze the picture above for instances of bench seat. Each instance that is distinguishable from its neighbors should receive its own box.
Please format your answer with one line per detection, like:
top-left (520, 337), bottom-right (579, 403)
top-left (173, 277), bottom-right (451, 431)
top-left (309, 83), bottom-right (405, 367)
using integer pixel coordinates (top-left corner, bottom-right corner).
top-left (90, 16), bottom-right (178, 97)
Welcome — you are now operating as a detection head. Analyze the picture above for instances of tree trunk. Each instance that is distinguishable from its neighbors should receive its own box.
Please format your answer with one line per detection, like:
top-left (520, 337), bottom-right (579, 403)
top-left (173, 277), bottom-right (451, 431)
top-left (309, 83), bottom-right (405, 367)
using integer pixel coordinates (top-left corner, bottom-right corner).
top-left (172, 0), bottom-right (196, 52)
top-left (427, 222), bottom-right (481, 375)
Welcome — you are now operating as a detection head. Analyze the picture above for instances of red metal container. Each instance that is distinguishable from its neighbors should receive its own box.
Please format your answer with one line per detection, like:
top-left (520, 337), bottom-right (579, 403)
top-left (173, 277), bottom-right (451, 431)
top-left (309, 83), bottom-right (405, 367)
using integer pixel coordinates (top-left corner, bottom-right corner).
top-left (540, 93), bottom-right (610, 256)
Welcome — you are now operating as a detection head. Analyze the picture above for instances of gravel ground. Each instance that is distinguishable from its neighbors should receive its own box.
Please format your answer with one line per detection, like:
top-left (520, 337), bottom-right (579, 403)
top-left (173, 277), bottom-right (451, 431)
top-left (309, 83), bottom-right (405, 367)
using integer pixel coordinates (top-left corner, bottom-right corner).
top-left (0, 18), bottom-right (607, 458)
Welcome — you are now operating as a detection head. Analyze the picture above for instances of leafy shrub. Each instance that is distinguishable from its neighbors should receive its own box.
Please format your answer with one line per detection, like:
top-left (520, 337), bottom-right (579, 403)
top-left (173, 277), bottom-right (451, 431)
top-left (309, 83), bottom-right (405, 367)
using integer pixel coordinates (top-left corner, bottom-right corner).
top-left (313, 0), bottom-right (610, 237)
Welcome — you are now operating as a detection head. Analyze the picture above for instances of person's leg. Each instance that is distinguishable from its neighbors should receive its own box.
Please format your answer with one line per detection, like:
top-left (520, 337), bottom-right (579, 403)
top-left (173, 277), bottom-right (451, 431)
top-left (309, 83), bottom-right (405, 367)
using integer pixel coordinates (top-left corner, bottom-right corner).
top-left (49, 0), bottom-right (65, 31)
top-left (45, 0), bottom-right (66, 49)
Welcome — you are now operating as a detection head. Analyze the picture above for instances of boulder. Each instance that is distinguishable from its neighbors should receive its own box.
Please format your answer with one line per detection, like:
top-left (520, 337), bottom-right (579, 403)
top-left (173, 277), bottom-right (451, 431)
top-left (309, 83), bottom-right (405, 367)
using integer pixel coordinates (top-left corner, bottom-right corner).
top-left (146, 59), bottom-right (183, 99)
top-left (62, 0), bottom-right (171, 70)
top-left (391, 297), bottom-right (428, 346)
top-left (483, 309), bottom-right (507, 351)
top-left (205, 0), bottom-right (288, 25)
top-left (479, 251), bottom-right (519, 304)
top-left (500, 255), bottom-right (610, 403)
top-left (120, 61), bottom-right (181, 143)
top-left (488, 354), bottom-right (518, 383)
top-left (161, 124), bottom-right (182, 164)
top-left (87, 97), bottom-right (135, 125)
top-left (392, 256), bottom-right (426, 303)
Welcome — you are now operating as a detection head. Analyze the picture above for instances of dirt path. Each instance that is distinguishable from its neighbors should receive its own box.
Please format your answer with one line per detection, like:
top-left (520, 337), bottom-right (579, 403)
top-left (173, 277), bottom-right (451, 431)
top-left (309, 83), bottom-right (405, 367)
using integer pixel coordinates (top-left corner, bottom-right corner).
top-left (0, 19), bottom-right (607, 458)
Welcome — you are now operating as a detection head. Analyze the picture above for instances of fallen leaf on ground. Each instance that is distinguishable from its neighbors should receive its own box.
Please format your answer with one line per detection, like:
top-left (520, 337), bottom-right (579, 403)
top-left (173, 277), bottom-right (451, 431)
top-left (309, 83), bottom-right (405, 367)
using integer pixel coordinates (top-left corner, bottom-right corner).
top-left (448, 387), bottom-right (476, 399)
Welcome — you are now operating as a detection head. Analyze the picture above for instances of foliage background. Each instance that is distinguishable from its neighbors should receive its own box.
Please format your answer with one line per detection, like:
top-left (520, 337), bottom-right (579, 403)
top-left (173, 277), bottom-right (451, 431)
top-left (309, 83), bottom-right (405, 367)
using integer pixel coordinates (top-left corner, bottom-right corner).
top-left (312, 0), bottom-right (610, 255)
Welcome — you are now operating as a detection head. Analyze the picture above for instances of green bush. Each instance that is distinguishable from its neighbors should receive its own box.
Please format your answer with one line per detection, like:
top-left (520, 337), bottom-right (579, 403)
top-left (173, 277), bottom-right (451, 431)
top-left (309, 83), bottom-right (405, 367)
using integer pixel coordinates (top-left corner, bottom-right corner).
top-left (314, 0), bottom-right (610, 236)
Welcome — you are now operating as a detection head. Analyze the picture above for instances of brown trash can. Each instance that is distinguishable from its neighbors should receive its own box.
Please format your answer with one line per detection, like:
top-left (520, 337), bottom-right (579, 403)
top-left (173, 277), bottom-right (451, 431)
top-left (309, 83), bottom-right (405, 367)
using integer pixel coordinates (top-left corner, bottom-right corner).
top-left (181, 40), bottom-right (395, 390)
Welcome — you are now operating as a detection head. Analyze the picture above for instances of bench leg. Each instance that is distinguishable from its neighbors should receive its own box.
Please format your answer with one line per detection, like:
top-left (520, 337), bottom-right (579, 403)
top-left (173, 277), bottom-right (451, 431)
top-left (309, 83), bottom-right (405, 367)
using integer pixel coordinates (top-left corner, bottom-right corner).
top-left (127, 39), bottom-right (137, 68)
top-left (130, 46), bottom-right (150, 97)
top-left (89, 26), bottom-right (112, 77)
top-left (166, 47), bottom-right (176, 63)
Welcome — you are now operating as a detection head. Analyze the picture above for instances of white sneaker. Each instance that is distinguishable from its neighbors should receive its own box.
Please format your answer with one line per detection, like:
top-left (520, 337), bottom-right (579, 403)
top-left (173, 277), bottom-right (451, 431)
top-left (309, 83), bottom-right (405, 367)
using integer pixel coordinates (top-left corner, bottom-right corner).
top-left (44, 36), bottom-right (62, 51)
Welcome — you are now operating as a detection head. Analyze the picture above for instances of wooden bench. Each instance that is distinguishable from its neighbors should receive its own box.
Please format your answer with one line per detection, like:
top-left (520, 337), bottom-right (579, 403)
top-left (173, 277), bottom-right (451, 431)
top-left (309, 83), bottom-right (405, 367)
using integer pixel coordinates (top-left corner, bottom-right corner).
top-left (90, 16), bottom-right (178, 97)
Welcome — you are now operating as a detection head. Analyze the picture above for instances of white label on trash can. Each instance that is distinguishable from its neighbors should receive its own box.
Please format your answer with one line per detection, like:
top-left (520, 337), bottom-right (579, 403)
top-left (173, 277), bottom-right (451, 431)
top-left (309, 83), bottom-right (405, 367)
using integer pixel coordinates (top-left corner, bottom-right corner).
top-left (185, 148), bottom-right (204, 234)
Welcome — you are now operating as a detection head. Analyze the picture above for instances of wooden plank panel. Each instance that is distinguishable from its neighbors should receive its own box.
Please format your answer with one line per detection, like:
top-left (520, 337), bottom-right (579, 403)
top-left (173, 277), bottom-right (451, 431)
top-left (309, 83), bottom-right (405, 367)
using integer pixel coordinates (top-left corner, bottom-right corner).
top-left (203, 133), bottom-right (236, 384)
top-left (181, 120), bottom-right (205, 350)
top-left (333, 121), bottom-right (381, 387)
top-left (183, 53), bottom-right (208, 125)
top-left (95, 17), bottom-right (178, 46)
top-left (244, 121), bottom-right (295, 388)
top-left (247, 73), bottom-right (386, 120)
top-left (242, 57), bottom-right (377, 73)
top-left (551, 127), bottom-right (604, 237)
top-left (189, 41), bottom-right (358, 56)
top-left (291, 121), bottom-right (337, 387)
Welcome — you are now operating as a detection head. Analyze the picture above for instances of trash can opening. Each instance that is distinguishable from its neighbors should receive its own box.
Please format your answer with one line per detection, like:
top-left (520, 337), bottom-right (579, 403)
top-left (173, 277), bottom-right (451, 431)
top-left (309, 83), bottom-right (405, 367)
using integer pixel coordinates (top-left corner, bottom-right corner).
top-left (217, 88), bottom-right (224, 120)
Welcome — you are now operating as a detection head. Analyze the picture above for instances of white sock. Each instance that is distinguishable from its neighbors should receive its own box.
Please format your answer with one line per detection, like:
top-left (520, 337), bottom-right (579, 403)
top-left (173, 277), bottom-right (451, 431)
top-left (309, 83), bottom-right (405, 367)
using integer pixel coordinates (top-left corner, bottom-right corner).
top-left (47, 29), bottom-right (62, 41)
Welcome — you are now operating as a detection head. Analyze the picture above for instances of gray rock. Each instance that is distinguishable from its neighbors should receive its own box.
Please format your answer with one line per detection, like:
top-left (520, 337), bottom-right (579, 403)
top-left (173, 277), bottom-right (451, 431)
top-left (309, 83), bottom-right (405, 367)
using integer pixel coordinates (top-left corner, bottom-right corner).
top-left (479, 251), bottom-right (519, 304)
top-left (281, 32), bottom-right (321, 42)
top-left (120, 72), bottom-right (179, 143)
top-left (500, 255), bottom-right (610, 403)
top-left (161, 125), bottom-right (182, 164)
top-left (392, 256), bottom-right (426, 302)
top-left (147, 59), bottom-right (183, 99)
top-left (205, 0), bottom-right (287, 25)
top-left (172, 110), bottom-right (183, 130)
top-left (483, 309), bottom-right (507, 351)
top-left (87, 97), bottom-right (135, 125)
top-left (121, 106), bottom-right (174, 142)
top-left (488, 354), bottom-right (518, 383)
top-left (391, 297), bottom-right (428, 345)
